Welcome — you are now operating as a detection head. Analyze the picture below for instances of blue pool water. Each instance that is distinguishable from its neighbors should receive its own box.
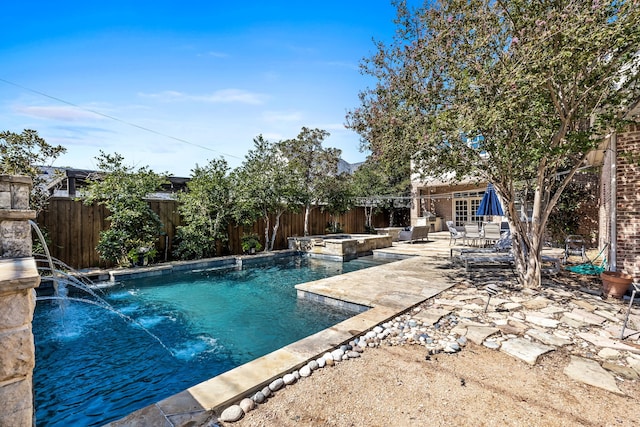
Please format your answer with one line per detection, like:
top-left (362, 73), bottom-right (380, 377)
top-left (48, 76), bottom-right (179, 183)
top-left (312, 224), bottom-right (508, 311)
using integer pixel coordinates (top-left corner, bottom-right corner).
top-left (33, 255), bottom-right (389, 426)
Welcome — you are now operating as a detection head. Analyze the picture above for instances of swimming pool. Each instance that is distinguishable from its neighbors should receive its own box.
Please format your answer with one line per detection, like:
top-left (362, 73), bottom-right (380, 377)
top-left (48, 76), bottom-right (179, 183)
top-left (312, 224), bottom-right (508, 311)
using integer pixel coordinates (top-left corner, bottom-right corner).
top-left (33, 255), bottom-right (388, 426)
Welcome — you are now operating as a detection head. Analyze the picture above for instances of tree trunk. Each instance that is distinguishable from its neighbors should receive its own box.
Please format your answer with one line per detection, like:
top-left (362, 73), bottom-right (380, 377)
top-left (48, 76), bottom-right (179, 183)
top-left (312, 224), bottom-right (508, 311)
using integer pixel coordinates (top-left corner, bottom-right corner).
top-left (389, 209), bottom-right (394, 227)
top-left (263, 214), bottom-right (271, 252)
top-left (270, 211), bottom-right (282, 251)
top-left (509, 189), bottom-right (546, 289)
top-left (365, 206), bottom-right (372, 230)
top-left (523, 255), bottom-right (543, 288)
top-left (304, 204), bottom-right (311, 236)
top-left (212, 212), bottom-right (221, 256)
top-left (511, 227), bottom-right (543, 289)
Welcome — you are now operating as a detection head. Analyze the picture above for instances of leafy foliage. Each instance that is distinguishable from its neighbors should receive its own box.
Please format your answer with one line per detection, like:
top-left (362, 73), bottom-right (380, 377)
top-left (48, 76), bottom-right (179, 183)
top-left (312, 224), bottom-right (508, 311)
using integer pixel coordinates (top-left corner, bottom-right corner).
top-left (232, 135), bottom-right (303, 251)
top-left (240, 233), bottom-right (263, 253)
top-left (278, 127), bottom-right (342, 235)
top-left (320, 172), bottom-right (355, 233)
top-left (82, 151), bottom-right (168, 266)
top-left (352, 157), bottom-right (410, 228)
top-left (348, 0), bottom-right (640, 287)
top-left (0, 129), bottom-right (66, 214)
top-left (352, 159), bottom-right (388, 230)
top-left (546, 176), bottom-right (598, 246)
top-left (173, 158), bottom-right (233, 260)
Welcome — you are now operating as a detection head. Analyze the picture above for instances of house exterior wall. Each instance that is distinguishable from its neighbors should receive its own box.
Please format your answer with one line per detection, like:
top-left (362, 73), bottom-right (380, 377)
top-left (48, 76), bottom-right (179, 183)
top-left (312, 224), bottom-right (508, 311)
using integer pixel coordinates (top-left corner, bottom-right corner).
top-left (615, 123), bottom-right (640, 279)
top-left (410, 181), bottom-right (488, 226)
top-left (599, 143), bottom-right (613, 250)
top-left (413, 172), bottom-right (601, 245)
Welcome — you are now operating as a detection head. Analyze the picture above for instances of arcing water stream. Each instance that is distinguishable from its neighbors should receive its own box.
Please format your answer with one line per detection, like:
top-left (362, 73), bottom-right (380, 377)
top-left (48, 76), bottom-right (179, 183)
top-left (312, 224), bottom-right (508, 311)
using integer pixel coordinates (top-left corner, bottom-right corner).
top-left (29, 220), bottom-right (174, 356)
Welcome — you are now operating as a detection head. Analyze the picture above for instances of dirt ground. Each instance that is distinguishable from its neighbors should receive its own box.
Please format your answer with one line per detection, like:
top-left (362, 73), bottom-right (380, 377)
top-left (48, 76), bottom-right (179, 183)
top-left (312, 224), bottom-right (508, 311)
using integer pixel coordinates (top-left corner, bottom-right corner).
top-left (228, 343), bottom-right (637, 427)
top-left (222, 260), bottom-right (638, 427)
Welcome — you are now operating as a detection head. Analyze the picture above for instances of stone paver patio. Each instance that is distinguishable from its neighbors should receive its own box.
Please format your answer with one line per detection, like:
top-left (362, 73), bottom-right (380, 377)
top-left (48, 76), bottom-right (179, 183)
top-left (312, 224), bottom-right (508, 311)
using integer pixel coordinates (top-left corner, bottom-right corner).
top-left (108, 232), bottom-right (640, 426)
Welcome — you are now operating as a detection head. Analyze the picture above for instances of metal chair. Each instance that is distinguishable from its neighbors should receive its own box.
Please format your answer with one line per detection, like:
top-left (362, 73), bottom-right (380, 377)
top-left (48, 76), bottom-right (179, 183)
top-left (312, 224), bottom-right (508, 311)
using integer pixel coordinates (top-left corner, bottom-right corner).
top-left (482, 223), bottom-right (501, 247)
top-left (446, 221), bottom-right (465, 246)
top-left (563, 235), bottom-right (586, 264)
top-left (463, 223), bottom-right (482, 247)
top-left (620, 282), bottom-right (640, 339)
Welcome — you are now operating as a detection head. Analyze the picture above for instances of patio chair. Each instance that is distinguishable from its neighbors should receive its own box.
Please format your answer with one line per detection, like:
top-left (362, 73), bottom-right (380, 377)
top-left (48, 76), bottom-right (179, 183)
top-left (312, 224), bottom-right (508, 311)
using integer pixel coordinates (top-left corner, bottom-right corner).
top-left (398, 225), bottom-right (429, 243)
top-left (494, 229), bottom-right (512, 251)
top-left (463, 222), bottom-right (482, 247)
top-left (482, 223), bottom-right (501, 247)
top-left (563, 235), bottom-right (586, 264)
top-left (446, 221), bottom-right (465, 246)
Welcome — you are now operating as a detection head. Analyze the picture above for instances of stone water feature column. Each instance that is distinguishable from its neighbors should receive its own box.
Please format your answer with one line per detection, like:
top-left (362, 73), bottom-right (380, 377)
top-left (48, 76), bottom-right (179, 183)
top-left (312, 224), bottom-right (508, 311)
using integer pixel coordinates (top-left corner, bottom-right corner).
top-left (0, 175), bottom-right (40, 427)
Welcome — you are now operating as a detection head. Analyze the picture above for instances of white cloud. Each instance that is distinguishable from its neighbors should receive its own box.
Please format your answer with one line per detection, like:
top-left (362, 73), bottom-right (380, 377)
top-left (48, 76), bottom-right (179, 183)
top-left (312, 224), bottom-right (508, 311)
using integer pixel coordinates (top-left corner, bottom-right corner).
top-left (138, 89), bottom-right (266, 105)
top-left (13, 105), bottom-right (103, 121)
top-left (199, 89), bottom-right (265, 104)
top-left (138, 90), bottom-right (185, 101)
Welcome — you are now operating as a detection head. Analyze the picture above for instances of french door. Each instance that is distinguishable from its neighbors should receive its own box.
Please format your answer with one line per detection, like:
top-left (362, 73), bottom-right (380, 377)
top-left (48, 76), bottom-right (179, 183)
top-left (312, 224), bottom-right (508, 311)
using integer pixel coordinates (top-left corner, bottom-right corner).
top-left (453, 191), bottom-right (483, 226)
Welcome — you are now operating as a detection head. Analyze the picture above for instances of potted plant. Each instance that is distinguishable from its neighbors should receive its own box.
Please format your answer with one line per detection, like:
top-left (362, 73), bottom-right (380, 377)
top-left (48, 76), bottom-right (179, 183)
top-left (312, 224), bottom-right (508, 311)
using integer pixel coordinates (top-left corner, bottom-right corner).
top-left (600, 271), bottom-right (633, 299)
top-left (128, 246), bottom-right (157, 267)
top-left (241, 233), bottom-right (263, 255)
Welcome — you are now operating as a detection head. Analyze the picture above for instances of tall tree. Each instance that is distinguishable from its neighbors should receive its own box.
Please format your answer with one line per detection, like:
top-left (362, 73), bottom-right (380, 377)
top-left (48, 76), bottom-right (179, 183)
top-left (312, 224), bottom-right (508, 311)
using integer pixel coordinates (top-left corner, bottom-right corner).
top-left (351, 159), bottom-right (389, 231)
top-left (174, 158), bottom-right (232, 259)
top-left (320, 172), bottom-right (355, 233)
top-left (351, 156), bottom-right (411, 228)
top-left (348, 0), bottom-right (640, 288)
top-left (0, 129), bottom-right (66, 214)
top-left (83, 151), bottom-right (168, 266)
top-left (278, 127), bottom-right (341, 236)
top-left (233, 136), bottom-right (303, 251)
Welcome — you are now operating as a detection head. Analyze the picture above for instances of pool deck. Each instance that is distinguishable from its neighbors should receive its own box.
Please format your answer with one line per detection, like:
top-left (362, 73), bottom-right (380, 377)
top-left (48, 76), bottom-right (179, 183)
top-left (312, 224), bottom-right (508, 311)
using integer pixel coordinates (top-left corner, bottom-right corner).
top-left (106, 232), bottom-right (522, 426)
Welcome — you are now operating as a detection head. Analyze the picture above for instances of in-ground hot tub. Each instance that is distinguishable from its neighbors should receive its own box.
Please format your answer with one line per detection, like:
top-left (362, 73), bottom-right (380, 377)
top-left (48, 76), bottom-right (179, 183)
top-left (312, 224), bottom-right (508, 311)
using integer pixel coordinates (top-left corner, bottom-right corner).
top-left (287, 234), bottom-right (393, 261)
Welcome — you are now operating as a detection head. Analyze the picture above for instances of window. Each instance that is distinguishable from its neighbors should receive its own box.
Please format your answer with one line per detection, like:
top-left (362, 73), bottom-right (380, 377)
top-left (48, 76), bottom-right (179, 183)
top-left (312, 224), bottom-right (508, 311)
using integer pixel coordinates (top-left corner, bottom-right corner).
top-left (455, 199), bottom-right (468, 225)
top-left (453, 191), bottom-right (484, 226)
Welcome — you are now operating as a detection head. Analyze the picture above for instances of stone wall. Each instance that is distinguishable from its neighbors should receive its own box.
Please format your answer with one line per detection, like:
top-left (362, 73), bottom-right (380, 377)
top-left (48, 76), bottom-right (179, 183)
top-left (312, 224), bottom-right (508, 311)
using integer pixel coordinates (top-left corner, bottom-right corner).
top-left (0, 175), bottom-right (40, 427)
top-left (616, 124), bottom-right (640, 279)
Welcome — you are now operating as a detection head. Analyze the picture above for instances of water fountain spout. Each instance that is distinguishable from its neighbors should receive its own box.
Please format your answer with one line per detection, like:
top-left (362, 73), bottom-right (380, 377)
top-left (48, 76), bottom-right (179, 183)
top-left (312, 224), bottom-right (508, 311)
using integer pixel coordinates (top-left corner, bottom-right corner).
top-left (30, 220), bottom-right (174, 356)
top-left (29, 219), bottom-right (59, 294)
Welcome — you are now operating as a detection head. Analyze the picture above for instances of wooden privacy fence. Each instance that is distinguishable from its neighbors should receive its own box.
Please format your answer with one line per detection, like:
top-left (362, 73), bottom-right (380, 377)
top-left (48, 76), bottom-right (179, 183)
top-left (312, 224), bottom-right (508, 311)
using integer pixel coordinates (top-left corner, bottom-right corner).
top-left (37, 198), bottom-right (389, 269)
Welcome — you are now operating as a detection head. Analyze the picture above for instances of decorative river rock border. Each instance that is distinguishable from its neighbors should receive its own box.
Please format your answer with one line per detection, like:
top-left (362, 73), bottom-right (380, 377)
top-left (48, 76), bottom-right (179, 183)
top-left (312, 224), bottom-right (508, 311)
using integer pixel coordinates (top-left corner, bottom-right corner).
top-left (218, 308), bottom-right (468, 423)
top-left (217, 280), bottom-right (640, 423)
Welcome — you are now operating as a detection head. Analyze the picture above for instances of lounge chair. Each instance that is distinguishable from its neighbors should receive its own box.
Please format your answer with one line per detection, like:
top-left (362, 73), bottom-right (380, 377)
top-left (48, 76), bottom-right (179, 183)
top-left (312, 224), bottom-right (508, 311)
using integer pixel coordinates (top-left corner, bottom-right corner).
top-left (446, 221), bottom-right (465, 246)
top-left (459, 250), bottom-right (560, 276)
top-left (453, 227), bottom-right (559, 275)
top-left (398, 225), bottom-right (429, 243)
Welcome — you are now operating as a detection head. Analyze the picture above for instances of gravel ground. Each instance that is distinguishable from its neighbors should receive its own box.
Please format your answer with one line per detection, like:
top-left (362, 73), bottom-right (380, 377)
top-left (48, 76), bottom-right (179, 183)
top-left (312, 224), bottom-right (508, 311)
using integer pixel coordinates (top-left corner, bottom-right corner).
top-left (215, 264), bottom-right (639, 427)
top-left (225, 343), bottom-right (637, 427)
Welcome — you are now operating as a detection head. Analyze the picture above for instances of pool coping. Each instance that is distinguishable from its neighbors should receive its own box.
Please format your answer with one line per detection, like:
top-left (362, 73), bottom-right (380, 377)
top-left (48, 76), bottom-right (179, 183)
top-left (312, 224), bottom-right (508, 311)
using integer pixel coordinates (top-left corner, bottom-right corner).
top-left (105, 250), bottom-right (298, 281)
top-left (106, 253), bottom-right (456, 426)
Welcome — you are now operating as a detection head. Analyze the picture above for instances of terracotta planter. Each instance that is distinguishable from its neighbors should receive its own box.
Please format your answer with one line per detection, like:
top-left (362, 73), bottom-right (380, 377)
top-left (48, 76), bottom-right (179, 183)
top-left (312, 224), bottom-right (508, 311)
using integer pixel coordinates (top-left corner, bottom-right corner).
top-left (600, 271), bottom-right (633, 299)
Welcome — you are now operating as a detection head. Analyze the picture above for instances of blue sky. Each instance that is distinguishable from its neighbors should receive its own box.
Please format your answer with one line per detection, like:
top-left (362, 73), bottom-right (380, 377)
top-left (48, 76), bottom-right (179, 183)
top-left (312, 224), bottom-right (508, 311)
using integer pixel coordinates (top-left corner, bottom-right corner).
top-left (1, 1), bottom-right (402, 176)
